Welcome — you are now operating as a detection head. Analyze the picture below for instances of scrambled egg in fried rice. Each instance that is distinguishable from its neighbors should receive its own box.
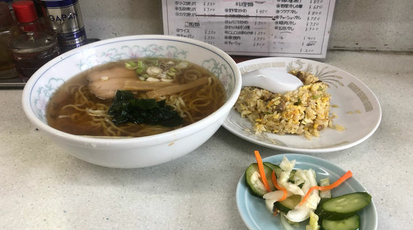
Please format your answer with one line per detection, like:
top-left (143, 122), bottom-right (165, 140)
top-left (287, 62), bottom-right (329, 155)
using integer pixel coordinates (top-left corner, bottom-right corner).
top-left (235, 71), bottom-right (339, 139)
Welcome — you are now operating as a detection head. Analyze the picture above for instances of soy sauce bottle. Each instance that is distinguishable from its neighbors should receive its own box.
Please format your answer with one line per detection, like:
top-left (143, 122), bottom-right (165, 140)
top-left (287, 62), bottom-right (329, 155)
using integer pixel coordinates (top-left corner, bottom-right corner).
top-left (0, 2), bottom-right (19, 74)
top-left (9, 0), bottom-right (59, 81)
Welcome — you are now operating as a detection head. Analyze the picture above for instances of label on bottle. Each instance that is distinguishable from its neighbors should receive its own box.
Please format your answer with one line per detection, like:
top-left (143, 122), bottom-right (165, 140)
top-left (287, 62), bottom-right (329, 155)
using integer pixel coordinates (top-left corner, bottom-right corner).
top-left (42, 0), bottom-right (86, 47)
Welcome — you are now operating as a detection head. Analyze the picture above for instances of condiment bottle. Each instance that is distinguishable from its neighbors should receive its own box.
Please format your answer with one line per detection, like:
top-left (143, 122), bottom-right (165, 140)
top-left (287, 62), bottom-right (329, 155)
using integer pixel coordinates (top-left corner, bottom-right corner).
top-left (0, 2), bottom-right (19, 74)
top-left (32, 0), bottom-right (52, 32)
top-left (9, 0), bottom-right (59, 81)
top-left (0, 0), bottom-right (14, 20)
top-left (40, 0), bottom-right (87, 53)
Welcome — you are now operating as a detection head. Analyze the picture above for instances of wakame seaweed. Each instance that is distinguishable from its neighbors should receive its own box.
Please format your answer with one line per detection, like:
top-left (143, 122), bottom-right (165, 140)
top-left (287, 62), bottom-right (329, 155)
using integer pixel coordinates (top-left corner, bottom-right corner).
top-left (108, 90), bottom-right (184, 127)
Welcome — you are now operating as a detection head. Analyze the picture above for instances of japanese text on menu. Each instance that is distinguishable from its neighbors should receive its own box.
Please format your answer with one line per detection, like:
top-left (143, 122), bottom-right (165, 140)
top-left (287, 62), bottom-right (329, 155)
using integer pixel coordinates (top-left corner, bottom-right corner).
top-left (162, 0), bottom-right (336, 58)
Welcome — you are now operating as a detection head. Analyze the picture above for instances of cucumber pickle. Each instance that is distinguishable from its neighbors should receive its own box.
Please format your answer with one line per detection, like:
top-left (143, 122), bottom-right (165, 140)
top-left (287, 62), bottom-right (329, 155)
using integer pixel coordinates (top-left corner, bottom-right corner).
top-left (322, 214), bottom-right (360, 230)
top-left (244, 161), bottom-right (371, 230)
top-left (274, 195), bottom-right (301, 213)
top-left (317, 192), bottom-right (371, 220)
top-left (245, 163), bottom-right (275, 197)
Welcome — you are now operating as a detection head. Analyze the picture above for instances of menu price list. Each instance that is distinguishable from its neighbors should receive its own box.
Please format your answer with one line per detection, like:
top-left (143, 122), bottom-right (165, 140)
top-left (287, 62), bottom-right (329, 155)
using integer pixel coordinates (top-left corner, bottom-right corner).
top-left (162, 0), bottom-right (336, 58)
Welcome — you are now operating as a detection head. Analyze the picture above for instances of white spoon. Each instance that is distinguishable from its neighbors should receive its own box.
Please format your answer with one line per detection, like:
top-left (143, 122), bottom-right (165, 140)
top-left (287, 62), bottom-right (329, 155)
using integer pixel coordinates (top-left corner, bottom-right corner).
top-left (242, 68), bottom-right (303, 94)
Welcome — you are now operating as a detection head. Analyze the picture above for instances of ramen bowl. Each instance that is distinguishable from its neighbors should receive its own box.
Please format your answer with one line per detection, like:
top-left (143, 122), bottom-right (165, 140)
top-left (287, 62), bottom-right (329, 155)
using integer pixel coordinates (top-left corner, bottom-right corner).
top-left (22, 35), bottom-right (242, 168)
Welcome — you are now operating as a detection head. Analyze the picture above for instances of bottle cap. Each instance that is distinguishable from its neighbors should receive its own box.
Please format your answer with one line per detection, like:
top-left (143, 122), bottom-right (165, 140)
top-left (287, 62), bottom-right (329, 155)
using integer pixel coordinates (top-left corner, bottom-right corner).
top-left (0, 2), bottom-right (13, 28)
top-left (12, 1), bottom-right (38, 23)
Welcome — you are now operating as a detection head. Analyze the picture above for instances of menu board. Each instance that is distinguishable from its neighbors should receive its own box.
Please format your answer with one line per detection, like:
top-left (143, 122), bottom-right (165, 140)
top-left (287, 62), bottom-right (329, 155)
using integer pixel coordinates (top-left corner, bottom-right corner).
top-left (162, 0), bottom-right (336, 58)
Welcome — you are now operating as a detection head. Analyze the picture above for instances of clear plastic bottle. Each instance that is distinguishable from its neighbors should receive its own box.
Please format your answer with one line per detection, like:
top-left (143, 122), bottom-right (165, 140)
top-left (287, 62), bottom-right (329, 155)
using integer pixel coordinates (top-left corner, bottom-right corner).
top-left (9, 0), bottom-right (59, 81)
top-left (0, 1), bottom-right (20, 74)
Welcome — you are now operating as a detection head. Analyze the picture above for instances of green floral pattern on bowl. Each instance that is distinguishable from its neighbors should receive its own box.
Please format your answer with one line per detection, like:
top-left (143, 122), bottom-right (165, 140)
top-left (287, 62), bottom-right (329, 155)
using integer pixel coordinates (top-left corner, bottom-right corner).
top-left (31, 42), bottom-right (236, 123)
top-left (77, 45), bottom-right (189, 71)
top-left (33, 78), bottom-right (65, 122)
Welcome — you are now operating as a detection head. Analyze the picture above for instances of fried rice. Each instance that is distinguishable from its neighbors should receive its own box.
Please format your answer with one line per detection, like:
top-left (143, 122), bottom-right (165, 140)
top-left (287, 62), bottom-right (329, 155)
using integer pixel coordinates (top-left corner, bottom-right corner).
top-left (235, 71), bottom-right (338, 139)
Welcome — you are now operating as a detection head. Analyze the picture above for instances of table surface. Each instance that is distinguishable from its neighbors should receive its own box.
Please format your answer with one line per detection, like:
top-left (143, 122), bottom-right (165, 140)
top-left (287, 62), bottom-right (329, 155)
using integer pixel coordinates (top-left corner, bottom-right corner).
top-left (1, 51), bottom-right (412, 229)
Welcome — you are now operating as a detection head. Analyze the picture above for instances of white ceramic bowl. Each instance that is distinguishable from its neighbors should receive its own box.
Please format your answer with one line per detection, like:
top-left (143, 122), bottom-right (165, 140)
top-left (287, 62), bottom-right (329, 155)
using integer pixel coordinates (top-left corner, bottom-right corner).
top-left (22, 35), bottom-right (242, 168)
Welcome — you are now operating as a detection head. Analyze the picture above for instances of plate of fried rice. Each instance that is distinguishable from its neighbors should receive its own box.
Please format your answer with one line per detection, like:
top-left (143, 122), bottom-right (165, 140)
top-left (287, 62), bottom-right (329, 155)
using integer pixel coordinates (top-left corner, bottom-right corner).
top-left (223, 57), bottom-right (382, 153)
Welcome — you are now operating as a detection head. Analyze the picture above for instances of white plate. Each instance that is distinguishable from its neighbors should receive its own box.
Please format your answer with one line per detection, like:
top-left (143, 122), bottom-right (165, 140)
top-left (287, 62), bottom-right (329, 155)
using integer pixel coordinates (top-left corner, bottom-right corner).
top-left (223, 58), bottom-right (382, 153)
top-left (236, 154), bottom-right (378, 230)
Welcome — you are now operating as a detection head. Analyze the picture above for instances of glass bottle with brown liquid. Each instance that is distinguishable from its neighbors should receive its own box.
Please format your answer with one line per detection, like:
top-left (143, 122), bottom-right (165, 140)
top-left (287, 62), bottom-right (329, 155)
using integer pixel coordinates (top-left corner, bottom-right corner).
top-left (0, 2), bottom-right (20, 75)
top-left (9, 0), bottom-right (59, 82)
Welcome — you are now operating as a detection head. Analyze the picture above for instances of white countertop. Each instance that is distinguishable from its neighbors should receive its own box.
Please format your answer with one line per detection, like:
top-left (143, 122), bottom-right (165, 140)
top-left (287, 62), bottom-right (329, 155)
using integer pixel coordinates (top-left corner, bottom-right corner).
top-left (1, 51), bottom-right (412, 229)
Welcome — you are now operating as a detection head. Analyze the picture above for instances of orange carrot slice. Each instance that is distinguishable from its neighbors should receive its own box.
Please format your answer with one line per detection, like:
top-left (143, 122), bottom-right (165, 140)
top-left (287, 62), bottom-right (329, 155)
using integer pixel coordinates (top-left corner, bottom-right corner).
top-left (299, 170), bottom-right (353, 206)
top-left (254, 150), bottom-right (271, 193)
top-left (319, 170), bottom-right (353, 191)
top-left (272, 171), bottom-right (288, 202)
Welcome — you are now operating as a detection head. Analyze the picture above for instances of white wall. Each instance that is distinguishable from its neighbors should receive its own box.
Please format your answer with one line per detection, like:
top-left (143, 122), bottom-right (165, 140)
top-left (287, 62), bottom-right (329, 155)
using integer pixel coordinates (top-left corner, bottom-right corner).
top-left (79, 0), bottom-right (413, 52)
top-left (329, 0), bottom-right (412, 52)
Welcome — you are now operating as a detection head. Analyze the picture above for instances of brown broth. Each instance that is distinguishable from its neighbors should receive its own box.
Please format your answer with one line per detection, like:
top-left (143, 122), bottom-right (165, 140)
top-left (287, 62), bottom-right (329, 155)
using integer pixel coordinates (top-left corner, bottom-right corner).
top-left (46, 58), bottom-right (226, 137)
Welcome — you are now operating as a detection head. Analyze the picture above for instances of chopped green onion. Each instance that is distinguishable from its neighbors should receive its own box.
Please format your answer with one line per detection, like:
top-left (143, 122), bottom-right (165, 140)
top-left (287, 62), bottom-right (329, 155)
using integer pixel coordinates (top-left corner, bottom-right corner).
top-left (135, 61), bottom-right (145, 74)
top-left (136, 68), bottom-right (144, 74)
top-left (145, 59), bottom-right (158, 66)
top-left (294, 98), bottom-right (301, 105)
top-left (166, 70), bottom-right (176, 77)
top-left (312, 95), bottom-right (321, 99)
top-left (125, 61), bottom-right (138, 69)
